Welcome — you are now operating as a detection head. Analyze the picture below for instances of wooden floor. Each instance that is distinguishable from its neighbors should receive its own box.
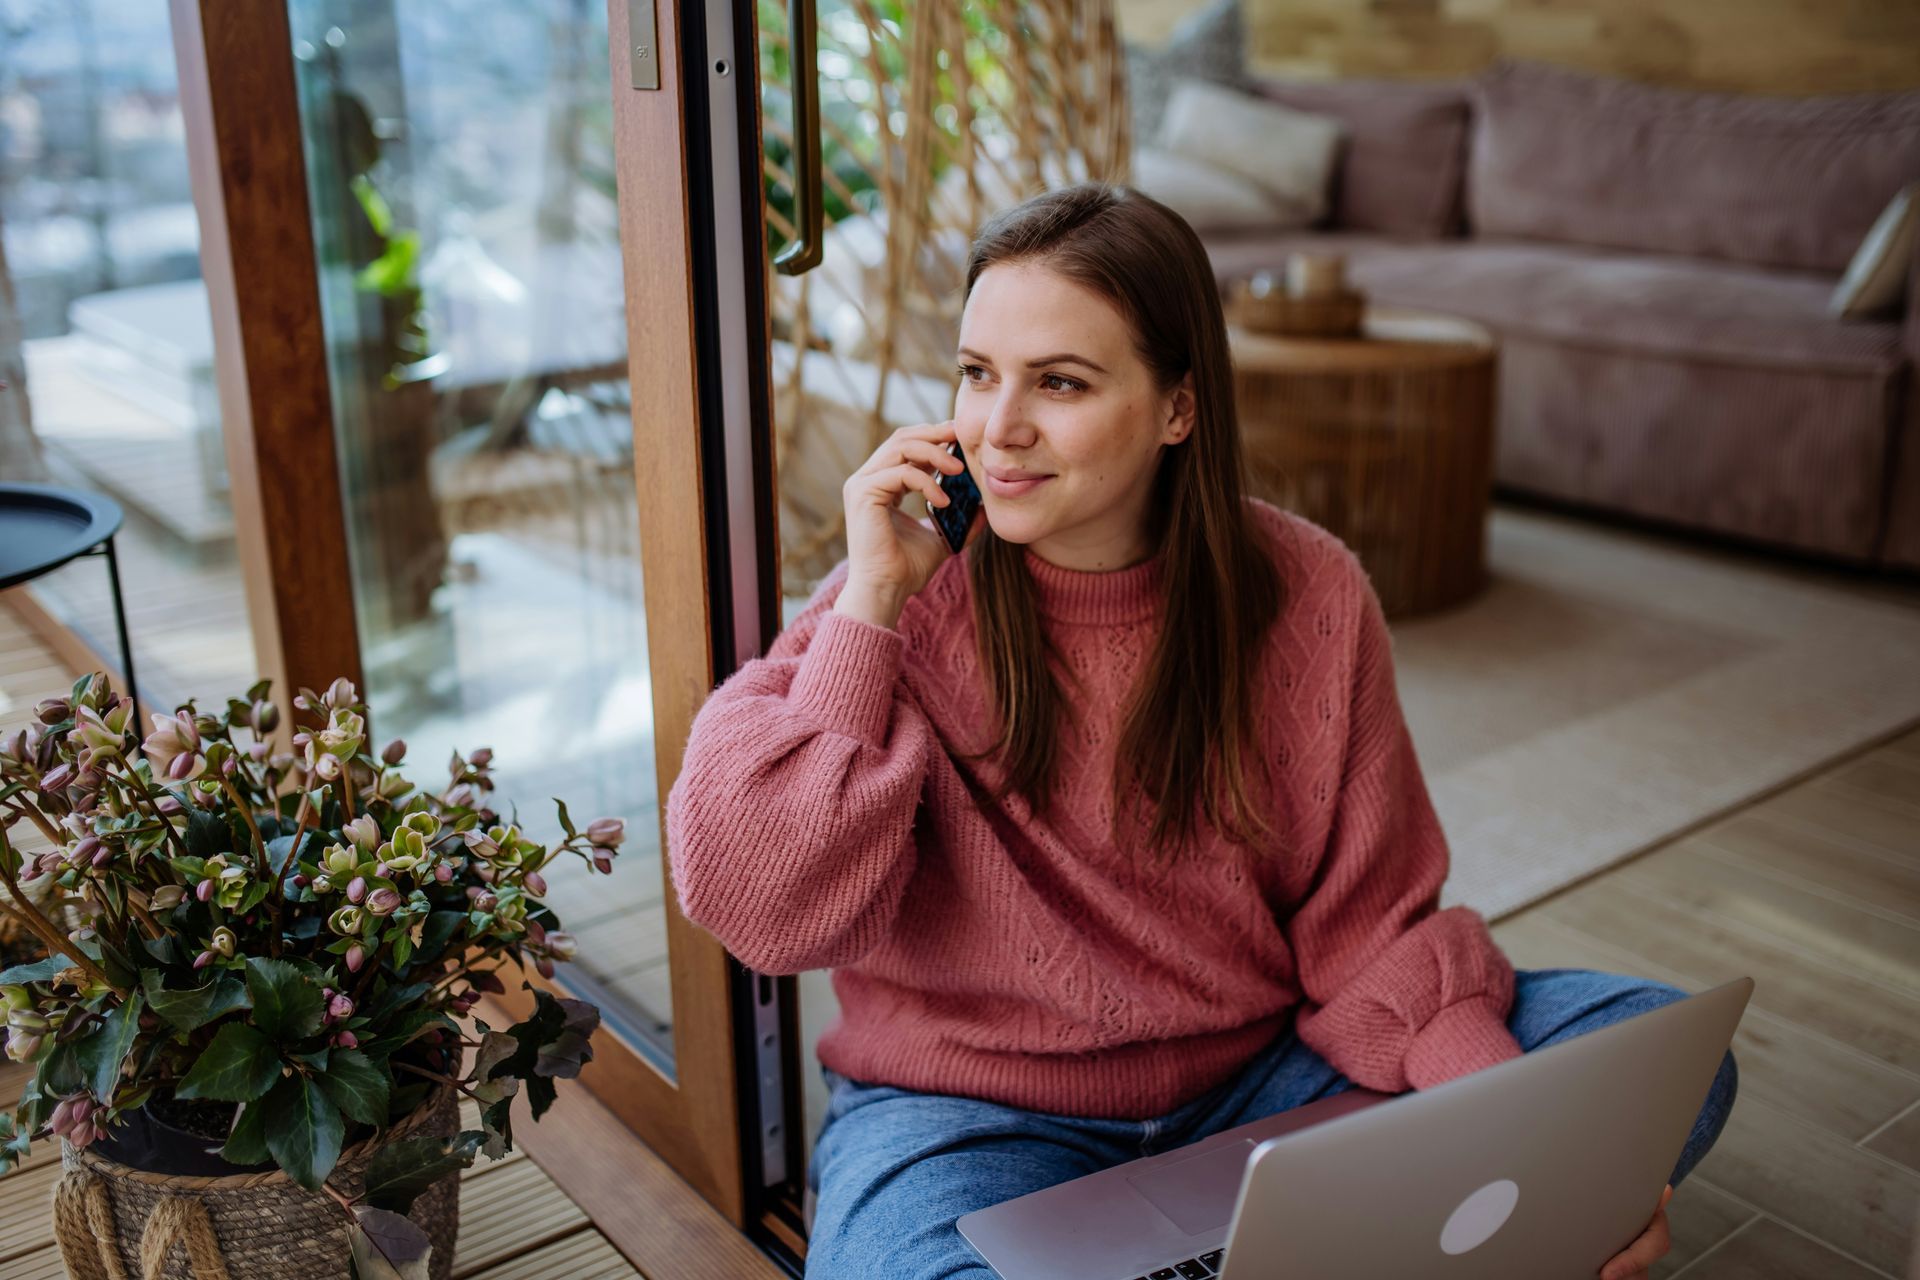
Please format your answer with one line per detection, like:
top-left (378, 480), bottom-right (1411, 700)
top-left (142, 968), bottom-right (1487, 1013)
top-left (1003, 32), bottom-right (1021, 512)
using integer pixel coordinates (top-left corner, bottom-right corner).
top-left (6, 600), bottom-right (1920, 1277)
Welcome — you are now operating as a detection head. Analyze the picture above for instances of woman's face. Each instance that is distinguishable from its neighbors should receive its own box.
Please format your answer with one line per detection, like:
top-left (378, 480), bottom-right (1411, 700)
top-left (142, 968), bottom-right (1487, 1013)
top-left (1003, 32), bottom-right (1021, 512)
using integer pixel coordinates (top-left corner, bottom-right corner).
top-left (953, 261), bottom-right (1194, 572)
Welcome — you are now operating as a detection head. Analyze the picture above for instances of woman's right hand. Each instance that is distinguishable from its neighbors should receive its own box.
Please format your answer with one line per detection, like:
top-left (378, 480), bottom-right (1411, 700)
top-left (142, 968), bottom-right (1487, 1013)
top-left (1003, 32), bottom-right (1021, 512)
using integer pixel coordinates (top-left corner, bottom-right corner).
top-left (834, 419), bottom-right (981, 630)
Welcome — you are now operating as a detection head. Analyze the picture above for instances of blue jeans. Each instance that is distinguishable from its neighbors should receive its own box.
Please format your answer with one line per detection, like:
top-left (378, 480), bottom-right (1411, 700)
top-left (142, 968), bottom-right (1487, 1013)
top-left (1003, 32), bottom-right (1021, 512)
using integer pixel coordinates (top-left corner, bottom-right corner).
top-left (804, 969), bottom-right (1739, 1279)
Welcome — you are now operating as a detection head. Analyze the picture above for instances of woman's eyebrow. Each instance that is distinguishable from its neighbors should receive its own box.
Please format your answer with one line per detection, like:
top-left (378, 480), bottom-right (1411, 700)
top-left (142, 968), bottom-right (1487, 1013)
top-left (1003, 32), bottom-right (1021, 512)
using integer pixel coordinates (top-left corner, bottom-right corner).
top-left (957, 347), bottom-right (1108, 375)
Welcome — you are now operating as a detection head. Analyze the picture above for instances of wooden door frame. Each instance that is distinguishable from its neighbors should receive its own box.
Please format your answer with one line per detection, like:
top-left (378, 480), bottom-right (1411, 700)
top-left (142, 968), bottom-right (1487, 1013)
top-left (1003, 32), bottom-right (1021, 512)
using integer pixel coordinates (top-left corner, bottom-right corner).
top-left (170, 0), bottom-right (760, 1250)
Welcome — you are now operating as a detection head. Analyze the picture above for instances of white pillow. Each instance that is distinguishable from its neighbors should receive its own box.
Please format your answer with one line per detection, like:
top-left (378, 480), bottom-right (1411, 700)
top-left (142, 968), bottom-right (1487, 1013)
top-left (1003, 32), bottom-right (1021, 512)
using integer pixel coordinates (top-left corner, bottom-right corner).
top-left (1130, 146), bottom-right (1286, 232)
top-left (1158, 77), bottom-right (1343, 228)
top-left (1830, 183), bottom-right (1916, 320)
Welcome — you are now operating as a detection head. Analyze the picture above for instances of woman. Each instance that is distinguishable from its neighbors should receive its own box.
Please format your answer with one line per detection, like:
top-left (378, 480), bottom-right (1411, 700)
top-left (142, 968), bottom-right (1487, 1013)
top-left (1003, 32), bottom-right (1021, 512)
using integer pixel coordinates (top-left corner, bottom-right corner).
top-left (665, 182), bottom-right (1735, 1280)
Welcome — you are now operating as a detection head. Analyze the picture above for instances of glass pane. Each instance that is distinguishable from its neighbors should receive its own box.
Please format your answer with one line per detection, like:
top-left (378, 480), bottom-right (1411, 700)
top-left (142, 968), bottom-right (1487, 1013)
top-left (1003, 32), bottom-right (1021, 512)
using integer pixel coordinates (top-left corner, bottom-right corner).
top-left (756, 0), bottom-right (1129, 1158)
top-left (285, 0), bottom-right (672, 1068)
top-left (0, 2), bottom-right (257, 712)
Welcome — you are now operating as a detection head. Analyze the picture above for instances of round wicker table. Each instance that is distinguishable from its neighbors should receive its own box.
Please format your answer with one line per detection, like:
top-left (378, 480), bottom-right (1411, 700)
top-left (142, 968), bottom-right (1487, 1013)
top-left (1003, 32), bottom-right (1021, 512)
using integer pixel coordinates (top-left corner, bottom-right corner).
top-left (1227, 307), bottom-right (1498, 617)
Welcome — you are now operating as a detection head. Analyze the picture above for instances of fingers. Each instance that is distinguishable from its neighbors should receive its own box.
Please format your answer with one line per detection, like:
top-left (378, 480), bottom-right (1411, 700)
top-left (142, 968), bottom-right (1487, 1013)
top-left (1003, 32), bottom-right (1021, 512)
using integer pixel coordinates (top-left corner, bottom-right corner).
top-left (876, 436), bottom-right (964, 477)
top-left (1599, 1203), bottom-right (1671, 1280)
top-left (857, 462), bottom-right (949, 511)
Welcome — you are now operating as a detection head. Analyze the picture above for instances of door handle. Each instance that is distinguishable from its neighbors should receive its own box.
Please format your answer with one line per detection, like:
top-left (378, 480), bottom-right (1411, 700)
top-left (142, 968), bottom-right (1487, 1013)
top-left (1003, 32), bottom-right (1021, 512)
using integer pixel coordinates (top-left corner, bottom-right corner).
top-left (772, 0), bottom-right (822, 275)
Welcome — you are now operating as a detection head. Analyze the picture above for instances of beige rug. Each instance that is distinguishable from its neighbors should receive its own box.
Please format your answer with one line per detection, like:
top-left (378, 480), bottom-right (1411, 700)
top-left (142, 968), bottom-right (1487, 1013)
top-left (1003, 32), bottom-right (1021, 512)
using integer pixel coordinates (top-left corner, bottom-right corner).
top-left (1403, 505), bottom-right (1920, 922)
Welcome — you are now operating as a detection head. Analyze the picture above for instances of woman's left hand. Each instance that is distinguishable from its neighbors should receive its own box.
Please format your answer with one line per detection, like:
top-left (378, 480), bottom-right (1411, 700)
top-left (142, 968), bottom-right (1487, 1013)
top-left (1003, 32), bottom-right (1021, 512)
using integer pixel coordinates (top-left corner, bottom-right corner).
top-left (1599, 1184), bottom-right (1673, 1279)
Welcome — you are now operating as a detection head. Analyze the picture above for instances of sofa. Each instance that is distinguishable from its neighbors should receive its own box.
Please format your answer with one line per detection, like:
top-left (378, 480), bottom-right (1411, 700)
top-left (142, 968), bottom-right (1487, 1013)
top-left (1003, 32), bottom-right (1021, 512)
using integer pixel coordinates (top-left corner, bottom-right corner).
top-left (1187, 60), bottom-right (1920, 570)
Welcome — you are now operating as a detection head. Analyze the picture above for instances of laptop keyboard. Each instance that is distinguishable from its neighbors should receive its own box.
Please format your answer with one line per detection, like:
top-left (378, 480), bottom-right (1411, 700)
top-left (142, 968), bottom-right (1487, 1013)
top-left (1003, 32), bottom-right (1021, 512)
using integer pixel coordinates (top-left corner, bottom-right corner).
top-left (1121, 1248), bottom-right (1225, 1279)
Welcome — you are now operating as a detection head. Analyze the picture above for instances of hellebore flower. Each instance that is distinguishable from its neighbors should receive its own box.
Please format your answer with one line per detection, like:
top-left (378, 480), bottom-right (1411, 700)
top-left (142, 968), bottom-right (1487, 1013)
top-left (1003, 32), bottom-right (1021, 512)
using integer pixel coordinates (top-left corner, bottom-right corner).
top-left (251, 698), bottom-right (280, 733)
top-left (328, 994), bottom-right (355, 1022)
top-left (143, 711), bottom-right (206, 782)
top-left (346, 876), bottom-right (368, 904)
top-left (208, 927), bottom-right (237, 958)
top-left (342, 815), bottom-right (380, 852)
top-left (365, 887), bottom-right (403, 916)
top-left (328, 905), bottom-right (366, 937)
top-left (381, 738), bottom-right (406, 766)
top-left (149, 885), bottom-right (186, 910)
top-left (544, 930), bottom-right (578, 962)
top-left (522, 870), bottom-right (547, 897)
top-left (586, 818), bottom-right (626, 849)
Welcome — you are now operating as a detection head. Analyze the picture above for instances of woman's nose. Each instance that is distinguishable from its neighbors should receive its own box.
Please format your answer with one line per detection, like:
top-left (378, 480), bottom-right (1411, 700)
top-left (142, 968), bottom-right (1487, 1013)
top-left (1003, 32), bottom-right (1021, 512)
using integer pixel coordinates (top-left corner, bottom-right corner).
top-left (983, 389), bottom-right (1037, 449)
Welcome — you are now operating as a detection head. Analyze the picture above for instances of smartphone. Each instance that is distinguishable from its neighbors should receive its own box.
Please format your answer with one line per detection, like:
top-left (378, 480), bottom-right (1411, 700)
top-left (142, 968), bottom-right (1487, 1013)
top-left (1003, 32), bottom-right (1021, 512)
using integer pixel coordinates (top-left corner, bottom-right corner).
top-left (929, 439), bottom-right (984, 555)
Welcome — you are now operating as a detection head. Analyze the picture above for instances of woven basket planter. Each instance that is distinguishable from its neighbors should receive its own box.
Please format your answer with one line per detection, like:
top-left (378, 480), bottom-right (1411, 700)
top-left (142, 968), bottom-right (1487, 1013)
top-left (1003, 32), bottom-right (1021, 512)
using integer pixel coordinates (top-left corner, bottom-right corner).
top-left (53, 1086), bottom-right (462, 1280)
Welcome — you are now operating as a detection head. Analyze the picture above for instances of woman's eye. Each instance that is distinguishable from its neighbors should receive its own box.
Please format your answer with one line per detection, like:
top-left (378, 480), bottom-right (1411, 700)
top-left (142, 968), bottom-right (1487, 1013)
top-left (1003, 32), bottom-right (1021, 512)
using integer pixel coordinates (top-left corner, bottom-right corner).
top-left (956, 363), bottom-right (983, 384)
top-left (1040, 373), bottom-right (1082, 393)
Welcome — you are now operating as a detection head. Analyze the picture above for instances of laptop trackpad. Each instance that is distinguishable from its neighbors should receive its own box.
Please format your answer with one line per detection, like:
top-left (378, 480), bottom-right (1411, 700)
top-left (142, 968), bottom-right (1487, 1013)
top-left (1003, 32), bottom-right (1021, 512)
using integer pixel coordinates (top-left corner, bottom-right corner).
top-left (1124, 1139), bottom-right (1257, 1236)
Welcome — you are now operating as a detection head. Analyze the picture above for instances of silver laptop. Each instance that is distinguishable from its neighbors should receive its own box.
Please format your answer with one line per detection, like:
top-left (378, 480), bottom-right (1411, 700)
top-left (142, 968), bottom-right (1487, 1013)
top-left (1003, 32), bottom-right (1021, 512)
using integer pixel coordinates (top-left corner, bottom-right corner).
top-left (958, 977), bottom-right (1751, 1280)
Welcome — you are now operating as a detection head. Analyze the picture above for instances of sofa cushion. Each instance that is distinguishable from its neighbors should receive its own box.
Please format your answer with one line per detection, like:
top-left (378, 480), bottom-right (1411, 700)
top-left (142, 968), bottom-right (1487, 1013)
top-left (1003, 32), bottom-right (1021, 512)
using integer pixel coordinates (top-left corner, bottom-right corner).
top-left (1123, 0), bottom-right (1246, 155)
top-left (1160, 79), bottom-right (1343, 227)
top-left (1203, 232), bottom-right (1905, 375)
top-left (1245, 76), bottom-right (1470, 239)
top-left (1132, 146), bottom-right (1297, 232)
top-left (1468, 60), bottom-right (1920, 274)
top-left (1831, 183), bottom-right (1918, 320)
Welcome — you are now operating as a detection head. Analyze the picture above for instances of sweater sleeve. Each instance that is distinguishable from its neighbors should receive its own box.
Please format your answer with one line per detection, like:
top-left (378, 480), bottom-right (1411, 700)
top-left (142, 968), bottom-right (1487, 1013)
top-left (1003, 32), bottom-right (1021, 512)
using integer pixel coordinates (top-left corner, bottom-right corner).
top-left (1286, 560), bottom-right (1523, 1092)
top-left (664, 565), bottom-right (935, 975)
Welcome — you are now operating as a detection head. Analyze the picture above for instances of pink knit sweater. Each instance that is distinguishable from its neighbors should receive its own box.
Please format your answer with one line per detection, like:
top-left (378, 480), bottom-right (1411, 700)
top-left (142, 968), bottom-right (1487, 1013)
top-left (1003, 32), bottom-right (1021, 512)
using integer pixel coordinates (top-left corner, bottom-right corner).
top-left (665, 499), bottom-right (1521, 1119)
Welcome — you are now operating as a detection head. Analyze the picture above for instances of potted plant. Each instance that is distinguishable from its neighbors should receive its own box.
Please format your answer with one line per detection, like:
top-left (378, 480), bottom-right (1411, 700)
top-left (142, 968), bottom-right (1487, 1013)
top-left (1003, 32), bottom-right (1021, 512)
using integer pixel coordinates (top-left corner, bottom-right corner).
top-left (0, 672), bottom-right (627, 1279)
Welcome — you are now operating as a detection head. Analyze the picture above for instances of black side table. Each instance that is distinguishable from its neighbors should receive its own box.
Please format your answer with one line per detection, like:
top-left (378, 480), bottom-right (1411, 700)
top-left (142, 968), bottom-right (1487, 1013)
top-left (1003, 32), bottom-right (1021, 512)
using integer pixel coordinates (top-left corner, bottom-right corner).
top-left (0, 483), bottom-right (141, 727)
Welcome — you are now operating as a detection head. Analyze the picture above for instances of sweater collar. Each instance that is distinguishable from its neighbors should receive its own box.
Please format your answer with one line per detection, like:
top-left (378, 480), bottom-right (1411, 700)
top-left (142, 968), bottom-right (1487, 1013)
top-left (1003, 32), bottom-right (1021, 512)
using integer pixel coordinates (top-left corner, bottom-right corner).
top-left (1021, 544), bottom-right (1165, 625)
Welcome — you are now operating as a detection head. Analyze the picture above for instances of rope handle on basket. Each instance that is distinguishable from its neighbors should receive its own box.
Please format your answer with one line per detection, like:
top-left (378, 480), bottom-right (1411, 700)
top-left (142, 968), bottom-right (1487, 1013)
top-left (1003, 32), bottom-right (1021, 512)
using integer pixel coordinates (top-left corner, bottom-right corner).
top-left (54, 1165), bottom-right (235, 1280)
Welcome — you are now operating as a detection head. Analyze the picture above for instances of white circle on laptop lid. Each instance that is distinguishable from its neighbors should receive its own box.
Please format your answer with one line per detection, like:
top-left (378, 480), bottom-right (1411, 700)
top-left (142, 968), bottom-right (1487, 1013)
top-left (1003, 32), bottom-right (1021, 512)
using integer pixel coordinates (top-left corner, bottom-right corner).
top-left (1439, 1179), bottom-right (1520, 1255)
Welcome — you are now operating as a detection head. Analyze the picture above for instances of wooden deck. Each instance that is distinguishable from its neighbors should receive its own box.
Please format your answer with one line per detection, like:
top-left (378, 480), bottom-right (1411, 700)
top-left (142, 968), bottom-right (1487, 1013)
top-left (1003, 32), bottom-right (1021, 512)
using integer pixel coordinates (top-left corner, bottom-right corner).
top-left (5, 588), bottom-right (1920, 1276)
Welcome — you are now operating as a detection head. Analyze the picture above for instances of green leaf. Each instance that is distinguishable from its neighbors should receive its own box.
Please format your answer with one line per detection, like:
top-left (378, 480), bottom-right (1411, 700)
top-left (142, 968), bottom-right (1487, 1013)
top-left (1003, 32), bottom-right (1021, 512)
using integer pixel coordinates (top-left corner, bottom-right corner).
top-left (175, 1022), bottom-right (281, 1102)
top-left (220, 1091), bottom-right (273, 1165)
top-left (264, 1073), bottom-right (345, 1190)
top-left (317, 1049), bottom-right (391, 1127)
top-left (417, 911), bottom-right (464, 962)
top-left (142, 970), bottom-right (251, 1034)
top-left (349, 1205), bottom-right (433, 1280)
top-left (36, 1039), bottom-right (84, 1098)
top-left (524, 1074), bottom-right (557, 1121)
top-left (362, 1130), bottom-right (483, 1215)
top-left (245, 957), bottom-right (327, 1042)
top-left (552, 798), bottom-right (576, 840)
top-left (185, 810), bottom-right (229, 859)
top-left (389, 933), bottom-right (413, 970)
top-left (76, 990), bottom-right (143, 1101)
top-left (0, 953), bottom-right (75, 985)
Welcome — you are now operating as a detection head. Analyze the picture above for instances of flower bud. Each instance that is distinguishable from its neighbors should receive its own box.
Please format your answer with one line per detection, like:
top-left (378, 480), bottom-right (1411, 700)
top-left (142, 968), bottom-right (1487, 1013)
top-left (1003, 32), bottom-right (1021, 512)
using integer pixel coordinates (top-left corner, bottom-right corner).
top-left (40, 762), bottom-right (74, 793)
top-left (544, 930), bottom-right (578, 962)
top-left (366, 887), bottom-right (402, 916)
top-left (468, 748), bottom-right (493, 769)
top-left (325, 677), bottom-right (357, 708)
top-left (7, 1009), bottom-right (48, 1032)
top-left (381, 738), bottom-right (406, 766)
top-left (91, 845), bottom-right (114, 868)
top-left (593, 854), bottom-right (613, 875)
top-left (346, 876), bottom-right (367, 904)
top-left (149, 884), bottom-right (186, 910)
top-left (156, 795), bottom-right (183, 816)
top-left (333, 1029), bottom-right (359, 1049)
top-left (522, 870), bottom-right (547, 897)
top-left (345, 944), bottom-right (366, 973)
top-left (449, 991), bottom-right (480, 1015)
top-left (251, 699), bottom-right (280, 733)
top-left (343, 815), bottom-right (380, 852)
top-left (586, 818), bottom-right (626, 848)
top-left (34, 697), bottom-right (70, 725)
top-left (433, 863), bottom-right (453, 883)
top-left (535, 956), bottom-right (556, 980)
top-left (193, 950), bottom-right (214, 970)
top-left (196, 878), bottom-right (215, 902)
top-left (311, 874), bottom-right (331, 894)
top-left (472, 970), bottom-right (506, 995)
top-left (328, 994), bottom-right (354, 1021)
top-left (5, 1029), bottom-right (43, 1062)
top-left (49, 1096), bottom-right (79, 1136)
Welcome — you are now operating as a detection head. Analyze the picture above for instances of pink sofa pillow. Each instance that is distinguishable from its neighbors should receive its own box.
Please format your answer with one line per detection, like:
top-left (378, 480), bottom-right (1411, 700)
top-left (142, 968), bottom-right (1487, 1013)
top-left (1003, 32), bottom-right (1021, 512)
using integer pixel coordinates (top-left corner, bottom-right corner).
top-left (1247, 75), bottom-right (1471, 240)
top-left (1468, 59), bottom-right (1920, 274)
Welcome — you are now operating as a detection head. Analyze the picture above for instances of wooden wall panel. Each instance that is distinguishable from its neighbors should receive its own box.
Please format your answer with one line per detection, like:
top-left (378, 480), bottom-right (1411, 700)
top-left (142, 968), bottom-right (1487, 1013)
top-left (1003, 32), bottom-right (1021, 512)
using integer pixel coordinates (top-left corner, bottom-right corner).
top-left (1117, 0), bottom-right (1920, 95)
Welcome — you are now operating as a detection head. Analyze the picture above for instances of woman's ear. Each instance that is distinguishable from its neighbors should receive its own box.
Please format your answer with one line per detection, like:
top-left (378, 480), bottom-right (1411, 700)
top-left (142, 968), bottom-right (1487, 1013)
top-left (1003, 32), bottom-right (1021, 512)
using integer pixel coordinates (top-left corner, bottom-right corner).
top-left (1163, 370), bottom-right (1197, 445)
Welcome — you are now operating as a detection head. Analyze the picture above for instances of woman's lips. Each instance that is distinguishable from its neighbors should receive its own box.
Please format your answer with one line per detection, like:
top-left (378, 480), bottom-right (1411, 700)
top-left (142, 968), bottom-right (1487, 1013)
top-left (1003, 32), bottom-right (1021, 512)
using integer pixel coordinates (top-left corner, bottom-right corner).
top-left (984, 472), bottom-right (1053, 498)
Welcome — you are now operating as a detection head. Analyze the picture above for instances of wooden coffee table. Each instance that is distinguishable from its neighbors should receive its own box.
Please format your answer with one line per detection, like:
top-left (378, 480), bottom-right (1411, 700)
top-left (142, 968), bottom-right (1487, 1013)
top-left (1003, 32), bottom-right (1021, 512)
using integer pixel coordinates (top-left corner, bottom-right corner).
top-left (1227, 307), bottom-right (1497, 617)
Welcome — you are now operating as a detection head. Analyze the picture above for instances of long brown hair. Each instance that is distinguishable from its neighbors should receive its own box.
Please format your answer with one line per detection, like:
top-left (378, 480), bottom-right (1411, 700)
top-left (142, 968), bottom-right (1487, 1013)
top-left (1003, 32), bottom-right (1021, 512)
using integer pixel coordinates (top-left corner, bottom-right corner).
top-left (955, 182), bottom-right (1287, 863)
